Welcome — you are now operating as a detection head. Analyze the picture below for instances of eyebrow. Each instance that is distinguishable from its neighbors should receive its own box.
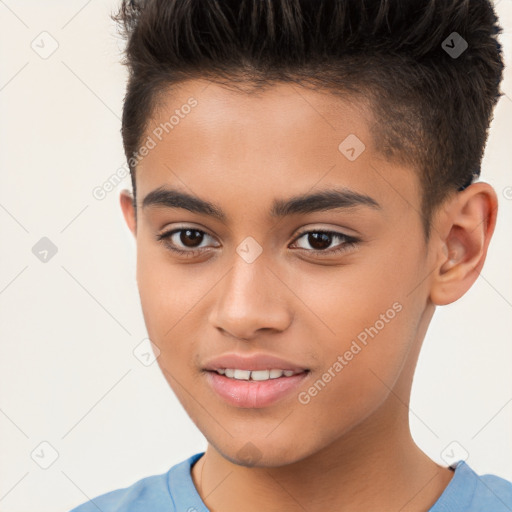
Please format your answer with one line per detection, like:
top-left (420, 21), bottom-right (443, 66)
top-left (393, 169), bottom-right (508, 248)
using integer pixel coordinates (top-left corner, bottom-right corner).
top-left (141, 186), bottom-right (381, 222)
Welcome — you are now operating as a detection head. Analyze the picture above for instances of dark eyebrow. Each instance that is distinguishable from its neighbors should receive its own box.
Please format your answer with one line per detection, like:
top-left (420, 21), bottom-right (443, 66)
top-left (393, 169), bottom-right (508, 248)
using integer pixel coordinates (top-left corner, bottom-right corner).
top-left (271, 188), bottom-right (381, 217)
top-left (141, 186), bottom-right (381, 221)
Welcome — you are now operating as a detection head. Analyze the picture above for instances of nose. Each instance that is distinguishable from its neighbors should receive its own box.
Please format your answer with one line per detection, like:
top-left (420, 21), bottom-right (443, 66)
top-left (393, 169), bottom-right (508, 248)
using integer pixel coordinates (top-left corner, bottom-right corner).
top-left (208, 252), bottom-right (294, 341)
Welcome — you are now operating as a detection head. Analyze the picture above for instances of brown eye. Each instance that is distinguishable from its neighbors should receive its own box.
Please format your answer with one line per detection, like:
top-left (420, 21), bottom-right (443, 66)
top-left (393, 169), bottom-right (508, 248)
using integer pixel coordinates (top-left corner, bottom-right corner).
top-left (156, 227), bottom-right (219, 257)
top-left (291, 230), bottom-right (359, 256)
top-left (177, 229), bottom-right (204, 248)
top-left (304, 232), bottom-right (332, 250)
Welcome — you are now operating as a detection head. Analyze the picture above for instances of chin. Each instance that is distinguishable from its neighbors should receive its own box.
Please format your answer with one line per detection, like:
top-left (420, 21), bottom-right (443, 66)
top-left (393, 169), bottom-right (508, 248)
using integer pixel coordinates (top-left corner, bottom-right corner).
top-left (213, 438), bottom-right (313, 468)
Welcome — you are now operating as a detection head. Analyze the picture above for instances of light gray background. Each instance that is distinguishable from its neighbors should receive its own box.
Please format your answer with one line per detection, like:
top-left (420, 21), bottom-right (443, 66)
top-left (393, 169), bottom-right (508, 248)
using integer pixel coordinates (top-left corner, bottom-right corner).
top-left (0, 1), bottom-right (511, 511)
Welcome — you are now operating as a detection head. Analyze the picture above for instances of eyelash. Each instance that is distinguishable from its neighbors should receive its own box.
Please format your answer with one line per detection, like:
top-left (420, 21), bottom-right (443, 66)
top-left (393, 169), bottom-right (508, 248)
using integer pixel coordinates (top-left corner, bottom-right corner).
top-left (156, 227), bottom-right (360, 258)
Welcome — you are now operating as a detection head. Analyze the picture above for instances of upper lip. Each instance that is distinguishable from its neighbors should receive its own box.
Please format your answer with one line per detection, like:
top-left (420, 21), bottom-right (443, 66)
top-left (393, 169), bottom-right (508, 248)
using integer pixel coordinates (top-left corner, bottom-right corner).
top-left (203, 353), bottom-right (308, 372)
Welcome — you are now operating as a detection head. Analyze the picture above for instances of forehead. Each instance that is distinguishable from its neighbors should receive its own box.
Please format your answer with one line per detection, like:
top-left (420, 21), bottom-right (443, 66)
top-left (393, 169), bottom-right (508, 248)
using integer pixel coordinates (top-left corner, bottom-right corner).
top-left (135, 79), bottom-right (420, 218)
top-left (149, 79), bottom-right (374, 148)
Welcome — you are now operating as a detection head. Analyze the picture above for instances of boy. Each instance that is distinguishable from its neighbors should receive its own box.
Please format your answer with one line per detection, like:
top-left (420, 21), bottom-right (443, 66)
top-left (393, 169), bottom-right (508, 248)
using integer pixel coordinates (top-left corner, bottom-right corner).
top-left (70, 0), bottom-right (512, 510)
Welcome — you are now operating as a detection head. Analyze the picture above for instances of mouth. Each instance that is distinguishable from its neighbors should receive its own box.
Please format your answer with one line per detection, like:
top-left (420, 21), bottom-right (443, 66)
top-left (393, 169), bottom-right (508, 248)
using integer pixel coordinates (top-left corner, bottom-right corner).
top-left (204, 368), bottom-right (310, 408)
top-left (213, 368), bottom-right (305, 380)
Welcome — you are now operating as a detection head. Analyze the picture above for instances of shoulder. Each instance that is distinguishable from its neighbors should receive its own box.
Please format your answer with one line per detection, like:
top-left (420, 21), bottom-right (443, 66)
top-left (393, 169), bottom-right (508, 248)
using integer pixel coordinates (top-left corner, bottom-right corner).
top-left (70, 452), bottom-right (205, 512)
top-left (473, 470), bottom-right (512, 509)
top-left (440, 461), bottom-right (512, 511)
top-left (67, 470), bottom-right (173, 512)
top-left (67, 453), bottom-right (204, 512)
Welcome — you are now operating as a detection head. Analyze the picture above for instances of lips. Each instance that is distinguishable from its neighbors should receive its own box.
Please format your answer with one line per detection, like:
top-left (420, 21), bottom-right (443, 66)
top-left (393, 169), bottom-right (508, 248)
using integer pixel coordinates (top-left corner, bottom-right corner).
top-left (205, 370), bottom-right (309, 408)
top-left (203, 352), bottom-right (308, 373)
top-left (202, 352), bottom-right (310, 408)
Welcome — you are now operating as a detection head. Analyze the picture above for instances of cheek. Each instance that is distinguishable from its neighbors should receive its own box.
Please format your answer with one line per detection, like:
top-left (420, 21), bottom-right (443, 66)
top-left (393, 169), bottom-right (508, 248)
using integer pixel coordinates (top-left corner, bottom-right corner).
top-left (293, 249), bottom-right (421, 409)
top-left (135, 253), bottom-right (206, 410)
top-left (306, 233), bottom-right (424, 343)
top-left (293, 261), bottom-right (409, 351)
top-left (290, 305), bottom-right (413, 452)
top-left (135, 243), bottom-right (224, 382)
top-left (299, 300), bottom-right (410, 401)
top-left (135, 245), bottom-right (195, 356)
top-left (136, 240), bottom-right (199, 330)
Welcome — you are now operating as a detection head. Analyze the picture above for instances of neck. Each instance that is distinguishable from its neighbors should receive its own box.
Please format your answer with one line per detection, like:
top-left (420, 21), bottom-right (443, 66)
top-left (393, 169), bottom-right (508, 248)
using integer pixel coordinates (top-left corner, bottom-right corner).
top-left (192, 396), bottom-right (454, 512)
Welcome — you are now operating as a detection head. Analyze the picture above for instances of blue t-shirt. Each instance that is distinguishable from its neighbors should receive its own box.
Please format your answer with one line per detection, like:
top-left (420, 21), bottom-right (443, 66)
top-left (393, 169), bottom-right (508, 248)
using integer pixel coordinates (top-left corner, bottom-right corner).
top-left (68, 452), bottom-right (512, 511)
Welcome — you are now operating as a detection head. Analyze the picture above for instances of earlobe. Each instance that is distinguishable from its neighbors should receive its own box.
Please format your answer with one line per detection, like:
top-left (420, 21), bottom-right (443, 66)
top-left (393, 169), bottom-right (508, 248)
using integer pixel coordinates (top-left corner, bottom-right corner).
top-left (429, 182), bottom-right (498, 306)
top-left (120, 189), bottom-right (137, 237)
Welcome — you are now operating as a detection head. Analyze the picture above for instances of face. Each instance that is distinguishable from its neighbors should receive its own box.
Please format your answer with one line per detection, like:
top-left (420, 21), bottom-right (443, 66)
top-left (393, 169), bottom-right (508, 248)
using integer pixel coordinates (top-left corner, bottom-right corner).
top-left (121, 80), bottom-right (437, 467)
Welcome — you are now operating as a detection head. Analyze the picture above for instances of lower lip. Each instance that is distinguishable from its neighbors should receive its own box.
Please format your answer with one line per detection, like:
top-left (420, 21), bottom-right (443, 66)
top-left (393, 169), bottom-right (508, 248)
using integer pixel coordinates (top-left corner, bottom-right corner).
top-left (205, 371), bottom-right (309, 408)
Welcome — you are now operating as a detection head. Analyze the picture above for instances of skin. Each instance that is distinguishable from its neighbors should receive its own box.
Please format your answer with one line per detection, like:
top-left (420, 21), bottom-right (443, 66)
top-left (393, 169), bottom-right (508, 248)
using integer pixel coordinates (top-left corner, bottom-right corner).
top-left (120, 79), bottom-right (497, 512)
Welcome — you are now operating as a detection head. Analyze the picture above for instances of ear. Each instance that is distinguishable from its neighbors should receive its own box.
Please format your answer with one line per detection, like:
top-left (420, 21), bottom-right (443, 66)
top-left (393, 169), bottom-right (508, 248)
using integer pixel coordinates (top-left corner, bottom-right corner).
top-left (120, 189), bottom-right (137, 238)
top-left (430, 182), bottom-right (498, 306)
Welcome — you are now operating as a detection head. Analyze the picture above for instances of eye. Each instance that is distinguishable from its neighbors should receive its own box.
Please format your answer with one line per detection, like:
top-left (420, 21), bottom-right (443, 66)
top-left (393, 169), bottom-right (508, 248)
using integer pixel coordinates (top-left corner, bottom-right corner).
top-left (156, 227), bottom-right (219, 257)
top-left (157, 226), bottom-right (360, 259)
top-left (290, 229), bottom-right (359, 256)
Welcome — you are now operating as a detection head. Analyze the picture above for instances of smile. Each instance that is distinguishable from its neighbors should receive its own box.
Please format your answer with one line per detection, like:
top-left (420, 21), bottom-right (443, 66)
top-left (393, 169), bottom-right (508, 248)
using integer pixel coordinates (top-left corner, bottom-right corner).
top-left (215, 368), bottom-right (304, 381)
top-left (205, 369), bottom-right (310, 408)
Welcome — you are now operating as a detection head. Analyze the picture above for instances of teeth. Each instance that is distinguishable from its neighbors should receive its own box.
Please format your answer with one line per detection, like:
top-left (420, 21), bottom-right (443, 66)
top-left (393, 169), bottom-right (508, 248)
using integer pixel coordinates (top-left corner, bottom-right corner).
top-left (251, 370), bottom-right (270, 381)
top-left (216, 368), bottom-right (301, 381)
top-left (233, 369), bottom-right (251, 380)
